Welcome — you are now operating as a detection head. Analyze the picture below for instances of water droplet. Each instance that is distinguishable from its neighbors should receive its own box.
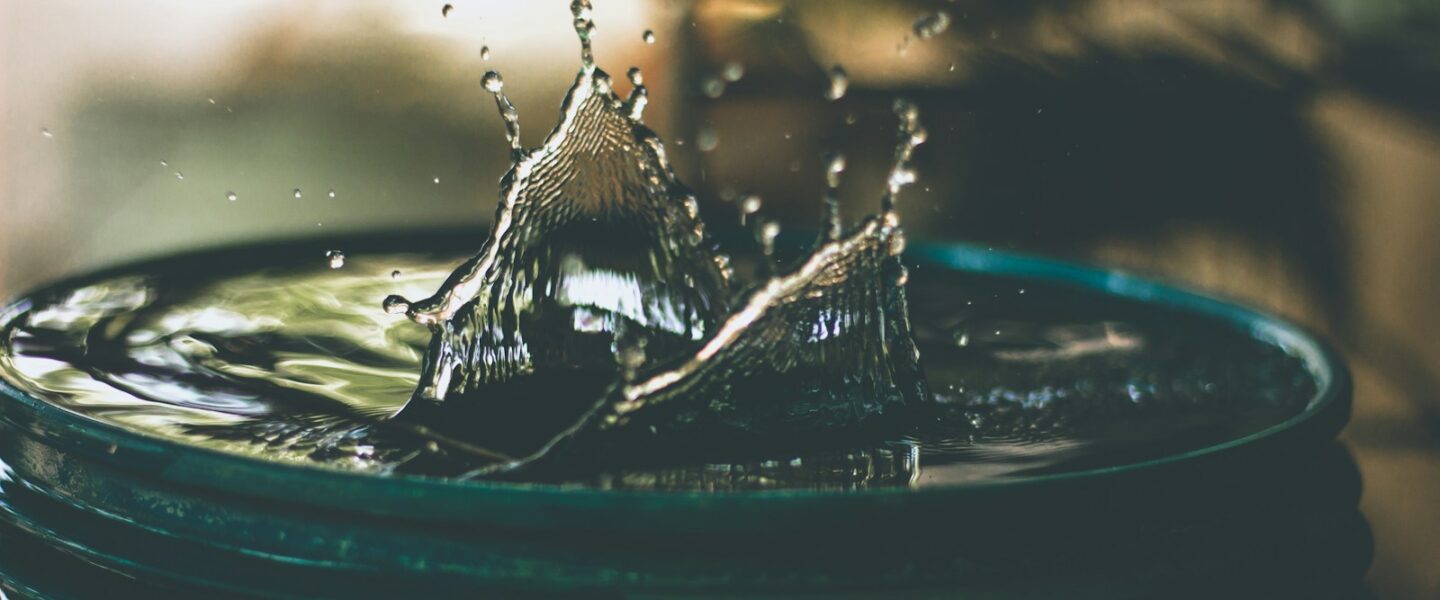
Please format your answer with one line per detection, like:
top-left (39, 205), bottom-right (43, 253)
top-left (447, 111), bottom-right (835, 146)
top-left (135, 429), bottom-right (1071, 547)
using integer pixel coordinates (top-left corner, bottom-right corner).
top-left (326, 250), bottom-right (345, 269)
top-left (1018, 288), bottom-right (1026, 295)
top-left (825, 153), bottom-right (847, 181)
top-left (328, 189), bottom-right (337, 198)
top-left (433, 176), bottom-right (441, 184)
top-left (481, 70), bottom-right (504, 93)
top-left (758, 220), bottom-right (781, 256)
top-left (383, 294), bottom-right (410, 314)
top-left (390, 269), bottom-right (402, 280)
top-left (696, 127), bottom-right (718, 152)
top-left (642, 29), bottom-right (656, 44)
top-left (480, 45), bottom-right (492, 61)
top-left (626, 67), bottom-right (643, 86)
top-left (441, 3), bottom-right (453, 18)
top-left (40, 128), bottom-right (53, 138)
top-left (293, 188), bottom-right (303, 199)
top-left (160, 160), bottom-right (169, 167)
top-left (226, 191), bottom-right (238, 202)
top-left (722, 61), bottom-right (744, 82)
top-left (207, 97), bottom-right (216, 105)
top-left (913, 11), bottom-right (952, 40)
top-left (701, 77), bottom-right (725, 99)
top-left (174, 172), bottom-right (185, 181)
top-left (948, 62), bottom-right (957, 72)
top-left (739, 194), bottom-right (762, 222)
top-left (824, 65), bottom-right (848, 101)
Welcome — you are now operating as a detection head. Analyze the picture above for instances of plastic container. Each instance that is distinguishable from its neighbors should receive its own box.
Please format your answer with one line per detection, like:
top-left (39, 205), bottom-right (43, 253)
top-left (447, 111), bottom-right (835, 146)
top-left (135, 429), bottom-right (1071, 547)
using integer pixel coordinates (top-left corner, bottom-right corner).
top-left (0, 231), bottom-right (1364, 599)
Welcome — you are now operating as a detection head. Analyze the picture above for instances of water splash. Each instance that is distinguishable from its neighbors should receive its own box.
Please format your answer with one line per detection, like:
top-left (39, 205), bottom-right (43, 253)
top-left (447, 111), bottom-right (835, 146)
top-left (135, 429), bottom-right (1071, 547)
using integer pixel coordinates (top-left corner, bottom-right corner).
top-left (482, 100), bottom-right (932, 475)
top-left (386, 0), bottom-right (730, 431)
top-left (383, 2), bottom-right (930, 471)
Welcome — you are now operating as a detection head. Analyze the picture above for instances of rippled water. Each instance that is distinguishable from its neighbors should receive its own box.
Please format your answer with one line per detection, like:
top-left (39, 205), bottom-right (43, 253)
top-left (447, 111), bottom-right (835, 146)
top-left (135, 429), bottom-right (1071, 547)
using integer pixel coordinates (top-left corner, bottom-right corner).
top-left (0, 240), bottom-right (1317, 490)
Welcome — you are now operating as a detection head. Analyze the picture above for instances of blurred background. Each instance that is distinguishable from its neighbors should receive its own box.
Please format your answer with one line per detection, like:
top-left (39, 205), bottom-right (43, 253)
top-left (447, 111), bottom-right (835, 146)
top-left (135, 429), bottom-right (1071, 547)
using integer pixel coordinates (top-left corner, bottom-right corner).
top-left (1, 0), bottom-right (1437, 596)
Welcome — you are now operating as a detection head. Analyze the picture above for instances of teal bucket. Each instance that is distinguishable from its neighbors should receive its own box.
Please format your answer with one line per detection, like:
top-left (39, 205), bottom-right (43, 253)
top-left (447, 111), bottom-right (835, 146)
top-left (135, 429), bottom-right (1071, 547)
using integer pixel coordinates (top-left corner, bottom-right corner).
top-left (0, 231), bottom-right (1364, 599)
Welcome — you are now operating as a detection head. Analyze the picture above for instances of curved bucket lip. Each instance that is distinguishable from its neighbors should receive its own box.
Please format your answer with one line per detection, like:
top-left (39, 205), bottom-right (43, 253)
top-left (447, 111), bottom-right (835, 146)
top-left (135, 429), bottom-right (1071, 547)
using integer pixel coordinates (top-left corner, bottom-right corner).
top-left (0, 229), bottom-right (1351, 528)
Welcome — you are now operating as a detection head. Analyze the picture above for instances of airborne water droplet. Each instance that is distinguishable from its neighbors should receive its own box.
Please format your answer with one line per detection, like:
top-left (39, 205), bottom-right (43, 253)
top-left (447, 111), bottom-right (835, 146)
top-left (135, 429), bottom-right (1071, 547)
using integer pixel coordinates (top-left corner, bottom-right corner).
top-left (383, 294), bottom-right (409, 314)
top-left (696, 127), bottom-right (718, 152)
top-left (913, 11), bottom-right (952, 40)
top-left (226, 191), bottom-right (238, 202)
top-left (701, 77), bottom-right (725, 99)
top-left (326, 250), bottom-right (345, 269)
top-left (441, 3), bottom-right (453, 18)
top-left (433, 176), bottom-right (441, 184)
top-left (642, 29), bottom-right (656, 44)
top-left (160, 160), bottom-right (169, 167)
top-left (824, 65), bottom-right (848, 101)
top-left (293, 188), bottom-right (303, 199)
top-left (626, 67), bottom-right (643, 86)
top-left (480, 46), bottom-right (492, 61)
top-left (481, 70), bottom-right (504, 93)
top-left (722, 61), bottom-right (744, 82)
top-left (40, 128), bottom-right (53, 138)
top-left (174, 172), bottom-right (185, 181)
top-left (328, 189), bottom-right (337, 198)
top-left (390, 269), bottom-right (402, 280)
top-left (738, 194), bottom-right (762, 225)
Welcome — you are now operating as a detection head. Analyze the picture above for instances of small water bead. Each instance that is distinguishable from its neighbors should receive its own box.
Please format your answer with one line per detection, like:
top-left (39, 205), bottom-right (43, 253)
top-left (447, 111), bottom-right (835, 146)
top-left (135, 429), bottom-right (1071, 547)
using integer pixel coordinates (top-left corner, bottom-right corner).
top-left (626, 67), bottom-right (643, 86)
top-left (642, 29), bottom-right (656, 44)
top-left (293, 188), bottom-right (303, 199)
top-left (481, 70), bottom-right (504, 93)
top-left (40, 128), bottom-right (53, 138)
top-left (722, 61), bottom-right (744, 82)
top-left (175, 172), bottom-right (185, 181)
top-left (441, 4), bottom-right (453, 18)
top-left (325, 250), bottom-right (345, 269)
top-left (390, 269), bottom-right (402, 280)
top-left (432, 177), bottom-right (441, 184)
top-left (824, 153), bottom-right (847, 186)
top-left (913, 11), bottom-right (952, 40)
top-left (739, 194), bottom-right (763, 223)
top-left (226, 191), bottom-right (238, 202)
top-left (824, 65), bottom-right (848, 101)
top-left (160, 160), bottom-right (169, 167)
top-left (701, 77), bottom-right (725, 99)
top-left (328, 189), bottom-right (336, 198)
top-left (382, 294), bottom-right (410, 314)
top-left (208, 98), bottom-right (216, 104)
top-left (757, 219), bottom-right (781, 252)
top-left (696, 127), bottom-right (718, 152)
top-left (480, 46), bottom-right (492, 61)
